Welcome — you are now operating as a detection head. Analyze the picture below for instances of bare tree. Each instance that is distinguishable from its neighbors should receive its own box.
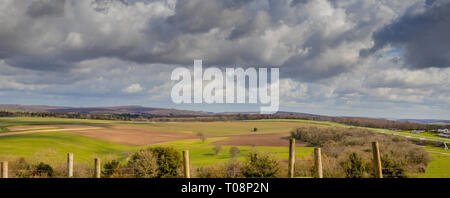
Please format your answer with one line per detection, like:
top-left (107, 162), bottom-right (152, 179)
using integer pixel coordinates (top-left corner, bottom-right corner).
top-left (197, 132), bottom-right (206, 143)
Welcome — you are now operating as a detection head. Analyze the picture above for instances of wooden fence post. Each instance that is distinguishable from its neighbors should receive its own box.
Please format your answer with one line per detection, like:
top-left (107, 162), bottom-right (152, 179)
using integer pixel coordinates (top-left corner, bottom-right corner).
top-left (94, 158), bottom-right (101, 178)
top-left (67, 153), bottom-right (73, 178)
top-left (314, 148), bottom-right (323, 178)
top-left (183, 150), bottom-right (190, 178)
top-left (288, 138), bottom-right (295, 178)
top-left (1, 161), bottom-right (7, 178)
top-left (372, 142), bottom-right (383, 178)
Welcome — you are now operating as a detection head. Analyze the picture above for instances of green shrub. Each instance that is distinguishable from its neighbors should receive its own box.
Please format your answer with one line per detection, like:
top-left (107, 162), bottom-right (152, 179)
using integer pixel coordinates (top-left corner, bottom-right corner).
top-left (381, 154), bottom-right (407, 178)
top-left (341, 153), bottom-right (365, 178)
top-left (102, 160), bottom-right (120, 178)
top-left (147, 147), bottom-right (183, 178)
top-left (34, 162), bottom-right (54, 177)
top-left (241, 151), bottom-right (280, 178)
top-left (128, 150), bottom-right (159, 178)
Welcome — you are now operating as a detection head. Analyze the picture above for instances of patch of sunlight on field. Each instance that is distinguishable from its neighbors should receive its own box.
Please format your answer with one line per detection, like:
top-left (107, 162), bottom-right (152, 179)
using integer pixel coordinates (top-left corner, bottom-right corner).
top-left (247, 119), bottom-right (350, 127)
top-left (415, 147), bottom-right (450, 178)
top-left (0, 117), bottom-right (119, 128)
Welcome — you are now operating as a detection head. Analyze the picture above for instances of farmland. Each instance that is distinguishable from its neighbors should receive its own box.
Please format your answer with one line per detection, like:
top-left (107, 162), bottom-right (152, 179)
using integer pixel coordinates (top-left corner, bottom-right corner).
top-left (125, 119), bottom-right (339, 136)
top-left (0, 117), bottom-right (449, 177)
top-left (0, 117), bottom-right (319, 165)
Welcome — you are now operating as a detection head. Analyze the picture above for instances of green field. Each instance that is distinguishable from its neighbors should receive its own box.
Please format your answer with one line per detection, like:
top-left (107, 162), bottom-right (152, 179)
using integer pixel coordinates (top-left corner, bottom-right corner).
top-left (1, 117), bottom-right (450, 177)
top-left (0, 117), bottom-right (118, 128)
top-left (0, 131), bottom-right (313, 169)
top-left (376, 129), bottom-right (450, 143)
top-left (0, 117), bottom-right (318, 171)
top-left (130, 119), bottom-right (346, 136)
top-left (0, 132), bottom-right (138, 164)
top-left (420, 147), bottom-right (450, 178)
top-left (154, 138), bottom-right (314, 167)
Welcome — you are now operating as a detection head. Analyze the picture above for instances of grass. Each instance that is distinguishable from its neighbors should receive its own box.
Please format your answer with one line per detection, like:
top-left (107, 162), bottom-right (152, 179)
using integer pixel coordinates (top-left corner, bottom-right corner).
top-left (0, 117), bottom-right (118, 128)
top-left (0, 117), bottom-right (328, 167)
top-left (0, 131), bottom-right (314, 169)
top-left (1, 117), bottom-right (337, 136)
top-left (7, 127), bottom-right (61, 132)
top-left (409, 131), bottom-right (441, 138)
top-left (1, 117), bottom-right (450, 177)
top-left (0, 108), bottom-right (26, 113)
top-left (418, 147), bottom-right (450, 178)
top-left (0, 132), bottom-right (139, 165)
top-left (128, 119), bottom-right (333, 136)
top-left (376, 129), bottom-right (450, 143)
top-left (155, 138), bottom-right (314, 167)
top-left (248, 119), bottom-right (350, 127)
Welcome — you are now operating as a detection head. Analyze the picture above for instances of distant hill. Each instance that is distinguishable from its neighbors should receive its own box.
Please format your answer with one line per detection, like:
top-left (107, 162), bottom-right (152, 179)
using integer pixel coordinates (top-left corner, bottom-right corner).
top-left (0, 104), bottom-right (210, 116)
top-left (397, 119), bottom-right (450, 125)
top-left (217, 111), bottom-right (321, 117)
top-left (2, 104), bottom-right (449, 124)
top-left (0, 104), bottom-right (67, 112)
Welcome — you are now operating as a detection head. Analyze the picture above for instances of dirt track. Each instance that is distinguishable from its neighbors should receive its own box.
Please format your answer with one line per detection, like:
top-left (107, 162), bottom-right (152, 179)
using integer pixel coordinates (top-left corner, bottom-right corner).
top-left (0, 126), bottom-right (103, 137)
top-left (8, 125), bottom-right (58, 131)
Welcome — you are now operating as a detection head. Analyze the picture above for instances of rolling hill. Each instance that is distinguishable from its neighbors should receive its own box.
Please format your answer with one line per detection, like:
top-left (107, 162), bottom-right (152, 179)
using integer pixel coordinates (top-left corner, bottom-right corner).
top-left (0, 104), bottom-right (209, 116)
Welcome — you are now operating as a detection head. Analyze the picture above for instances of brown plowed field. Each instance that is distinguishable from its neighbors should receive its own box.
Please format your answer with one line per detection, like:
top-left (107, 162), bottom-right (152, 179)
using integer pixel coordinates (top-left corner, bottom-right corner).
top-left (7, 123), bottom-right (306, 147)
top-left (68, 124), bottom-right (198, 146)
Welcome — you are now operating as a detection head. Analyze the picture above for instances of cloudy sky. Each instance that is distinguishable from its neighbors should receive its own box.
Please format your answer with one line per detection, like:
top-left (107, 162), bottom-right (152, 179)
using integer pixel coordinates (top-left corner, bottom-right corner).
top-left (1, 0), bottom-right (450, 119)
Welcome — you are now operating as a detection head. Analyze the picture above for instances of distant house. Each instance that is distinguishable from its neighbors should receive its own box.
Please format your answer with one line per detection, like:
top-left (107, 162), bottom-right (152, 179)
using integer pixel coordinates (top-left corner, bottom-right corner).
top-left (437, 129), bottom-right (449, 134)
top-left (411, 130), bottom-right (425, 134)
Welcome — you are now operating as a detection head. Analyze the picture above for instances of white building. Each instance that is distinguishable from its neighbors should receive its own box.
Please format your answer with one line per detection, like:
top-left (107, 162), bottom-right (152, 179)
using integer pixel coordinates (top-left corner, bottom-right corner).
top-left (437, 129), bottom-right (449, 134)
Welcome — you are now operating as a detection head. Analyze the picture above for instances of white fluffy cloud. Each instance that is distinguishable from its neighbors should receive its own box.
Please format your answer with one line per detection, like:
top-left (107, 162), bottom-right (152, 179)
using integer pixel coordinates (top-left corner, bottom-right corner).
top-left (123, 83), bottom-right (144, 94)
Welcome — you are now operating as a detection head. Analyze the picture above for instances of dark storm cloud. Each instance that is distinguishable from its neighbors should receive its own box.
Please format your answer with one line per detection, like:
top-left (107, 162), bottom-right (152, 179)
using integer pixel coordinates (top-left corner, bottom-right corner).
top-left (0, 0), bottom-right (424, 81)
top-left (26, 0), bottom-right (67, 18)
top-left (361, 0), bottom-right (450, 69)
top-left (228, 11), bottom-right (270, 40)
top-left (166, 0), bottom-right (256, 34)
top-left (5, 56), bottom-right (73, 71)
top-left (290, 0), bottom-right (310, 6)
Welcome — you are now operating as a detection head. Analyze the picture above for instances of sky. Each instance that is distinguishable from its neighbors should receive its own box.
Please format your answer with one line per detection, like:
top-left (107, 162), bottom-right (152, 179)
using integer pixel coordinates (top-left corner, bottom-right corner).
top-left (0, 0), bottom-right (450, 119)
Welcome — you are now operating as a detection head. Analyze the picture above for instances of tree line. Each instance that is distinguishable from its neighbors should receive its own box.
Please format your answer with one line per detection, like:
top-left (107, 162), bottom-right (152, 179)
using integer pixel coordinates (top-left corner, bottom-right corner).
top-left (1, 110), bottom-right (448, 131)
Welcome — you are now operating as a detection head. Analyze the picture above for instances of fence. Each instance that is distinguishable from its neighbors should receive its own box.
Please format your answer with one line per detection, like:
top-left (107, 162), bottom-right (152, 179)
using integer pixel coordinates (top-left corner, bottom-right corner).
top-left (0, 141), bottom-right (416, 178)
